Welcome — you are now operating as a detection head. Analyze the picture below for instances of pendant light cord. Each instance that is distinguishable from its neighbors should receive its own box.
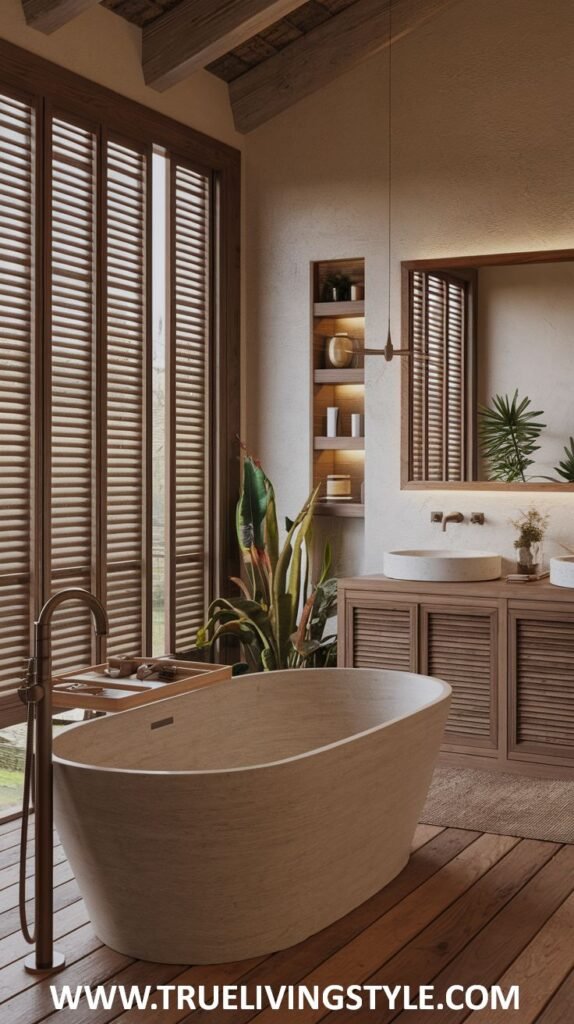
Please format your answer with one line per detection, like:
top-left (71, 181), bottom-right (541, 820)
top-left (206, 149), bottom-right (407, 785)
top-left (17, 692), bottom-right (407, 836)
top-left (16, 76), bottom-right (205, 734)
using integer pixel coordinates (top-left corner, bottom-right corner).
top-left (387, 0), bottom-right (393, 336)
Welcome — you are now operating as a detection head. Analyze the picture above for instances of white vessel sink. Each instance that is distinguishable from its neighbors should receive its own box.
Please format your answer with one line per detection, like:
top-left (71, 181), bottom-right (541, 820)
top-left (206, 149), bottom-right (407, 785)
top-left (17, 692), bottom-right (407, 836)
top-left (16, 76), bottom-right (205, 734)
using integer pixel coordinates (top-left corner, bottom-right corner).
top-left (383, 549), bottom-right (502, 583)
top-left (550, 556), bottom-right (574, 589)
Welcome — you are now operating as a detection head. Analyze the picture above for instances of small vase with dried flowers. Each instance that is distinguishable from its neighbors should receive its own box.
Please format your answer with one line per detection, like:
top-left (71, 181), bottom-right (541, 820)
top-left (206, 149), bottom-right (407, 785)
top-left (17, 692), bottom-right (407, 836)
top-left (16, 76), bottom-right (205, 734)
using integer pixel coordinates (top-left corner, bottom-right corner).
top-left (511, 507), bottom-right (549, 575)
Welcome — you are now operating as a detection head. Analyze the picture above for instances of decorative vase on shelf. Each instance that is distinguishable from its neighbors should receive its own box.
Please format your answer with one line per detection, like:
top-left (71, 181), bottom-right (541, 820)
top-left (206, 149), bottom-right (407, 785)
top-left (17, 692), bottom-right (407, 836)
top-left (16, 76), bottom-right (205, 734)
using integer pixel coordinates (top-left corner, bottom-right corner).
top-left (351, 413), bottom-right (363, 438)
top-left (326, 407), bottom-right (339, 438)
top-left (325, 333), bottom-right (354, 369)
top-left (516, 542), bottom-right (542, 575)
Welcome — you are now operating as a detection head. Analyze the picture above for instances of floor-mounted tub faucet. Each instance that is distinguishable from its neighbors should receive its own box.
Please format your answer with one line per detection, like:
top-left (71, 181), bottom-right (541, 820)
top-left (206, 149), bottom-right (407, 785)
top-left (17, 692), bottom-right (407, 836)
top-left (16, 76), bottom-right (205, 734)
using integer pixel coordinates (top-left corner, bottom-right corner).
top-left (442, 512), bottom-right (464, 532)
top-left (18, 589), bottom-right (109, 974)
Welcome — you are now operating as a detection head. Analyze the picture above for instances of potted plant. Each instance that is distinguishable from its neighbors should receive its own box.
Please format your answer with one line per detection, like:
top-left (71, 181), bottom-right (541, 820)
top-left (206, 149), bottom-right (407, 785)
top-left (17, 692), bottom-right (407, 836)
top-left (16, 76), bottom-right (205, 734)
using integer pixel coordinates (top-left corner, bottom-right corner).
top-left (511, 507), bottom-right (549, 575)
top-left (196, 453), bottom-right (337, 671)
top-left (321, 272), bottom-right (352, 302)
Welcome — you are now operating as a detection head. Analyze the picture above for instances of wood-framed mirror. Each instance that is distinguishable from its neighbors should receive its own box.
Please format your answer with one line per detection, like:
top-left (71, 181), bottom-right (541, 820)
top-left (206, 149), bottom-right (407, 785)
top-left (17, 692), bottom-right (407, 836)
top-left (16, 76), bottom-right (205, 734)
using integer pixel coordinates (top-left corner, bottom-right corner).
top-left (400, 248), bottom-right (574, 491)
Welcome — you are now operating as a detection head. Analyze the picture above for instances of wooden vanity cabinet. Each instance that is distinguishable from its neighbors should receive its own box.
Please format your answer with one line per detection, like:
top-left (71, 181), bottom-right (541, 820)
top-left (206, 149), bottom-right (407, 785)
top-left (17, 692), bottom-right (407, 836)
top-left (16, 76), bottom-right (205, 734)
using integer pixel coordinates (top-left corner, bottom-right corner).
top-left (339, 576), bottom-right (574, 779)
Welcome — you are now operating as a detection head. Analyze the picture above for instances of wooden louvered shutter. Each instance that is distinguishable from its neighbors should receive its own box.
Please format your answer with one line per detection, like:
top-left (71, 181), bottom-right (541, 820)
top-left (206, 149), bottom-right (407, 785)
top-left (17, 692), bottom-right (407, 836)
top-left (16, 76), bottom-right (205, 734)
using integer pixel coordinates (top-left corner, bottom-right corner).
top-left (350, 602), bottom-right (417, 672)
top-left (167, 161), bottom-right (211, 653)
top-left (48, 115), bottom-right (97, 674)
top-left (423, 605), bottom-right (498, 750)
top-left (48, 120), bottom-right (151, 671)
top-left (104, 138), bottom-right (149, 657)
top-left (410, 271), bottom-right (468, 482)
top-left (0, 91), bottom-right (35, 717)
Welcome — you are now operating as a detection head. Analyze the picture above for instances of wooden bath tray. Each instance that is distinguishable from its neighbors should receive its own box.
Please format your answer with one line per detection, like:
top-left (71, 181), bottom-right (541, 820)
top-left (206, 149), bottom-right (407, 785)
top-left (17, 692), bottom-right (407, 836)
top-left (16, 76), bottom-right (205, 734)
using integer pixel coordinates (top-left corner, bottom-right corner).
top-left (52, 658), bottom-right (232, 712)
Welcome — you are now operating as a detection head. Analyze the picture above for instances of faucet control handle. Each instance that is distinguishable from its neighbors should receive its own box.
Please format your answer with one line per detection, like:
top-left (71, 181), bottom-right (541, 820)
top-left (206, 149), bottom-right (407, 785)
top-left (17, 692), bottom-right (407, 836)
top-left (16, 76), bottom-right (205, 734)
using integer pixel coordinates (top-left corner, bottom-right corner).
top-left (430, 511), bottom-right (444, 524)
top-left (470, 512), bottom-right (485, 525)
top-left (18, 658), bottom-right (45, 705)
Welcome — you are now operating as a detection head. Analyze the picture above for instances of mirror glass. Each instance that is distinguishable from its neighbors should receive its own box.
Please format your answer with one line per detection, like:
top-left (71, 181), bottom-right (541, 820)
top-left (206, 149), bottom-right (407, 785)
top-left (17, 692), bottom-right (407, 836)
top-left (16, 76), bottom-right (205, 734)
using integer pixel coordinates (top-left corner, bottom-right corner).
top-left (403, 251), bottom-right (574, 489)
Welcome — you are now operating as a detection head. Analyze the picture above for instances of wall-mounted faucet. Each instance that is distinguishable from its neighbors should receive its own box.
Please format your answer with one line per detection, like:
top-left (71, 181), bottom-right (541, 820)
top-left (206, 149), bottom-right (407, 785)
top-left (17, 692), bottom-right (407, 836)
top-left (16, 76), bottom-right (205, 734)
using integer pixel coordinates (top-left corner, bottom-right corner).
top-left (441, 512), bottom-right (464, 532)
top-left (431, 512), bottom-right (485, 531)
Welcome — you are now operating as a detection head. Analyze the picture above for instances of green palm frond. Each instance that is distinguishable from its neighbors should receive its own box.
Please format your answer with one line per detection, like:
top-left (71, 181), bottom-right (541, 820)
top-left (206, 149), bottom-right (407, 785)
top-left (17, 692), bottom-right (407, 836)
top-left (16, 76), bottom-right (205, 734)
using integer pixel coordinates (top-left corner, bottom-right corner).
top-left (555, 436), bottom-right (574, 483)
top-left (478, 390), bottom-right (546, 483)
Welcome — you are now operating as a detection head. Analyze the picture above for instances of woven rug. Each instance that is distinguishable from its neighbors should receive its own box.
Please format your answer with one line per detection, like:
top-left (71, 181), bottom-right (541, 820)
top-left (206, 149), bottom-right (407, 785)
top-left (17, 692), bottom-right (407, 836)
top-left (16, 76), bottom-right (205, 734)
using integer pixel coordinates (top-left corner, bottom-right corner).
top-left (421, 766), bottom-right (574, 844)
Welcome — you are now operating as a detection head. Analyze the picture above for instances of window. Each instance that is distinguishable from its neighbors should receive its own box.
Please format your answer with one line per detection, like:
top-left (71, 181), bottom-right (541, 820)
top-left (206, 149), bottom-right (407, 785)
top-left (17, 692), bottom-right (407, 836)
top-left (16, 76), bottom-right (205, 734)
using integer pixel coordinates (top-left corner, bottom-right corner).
top-left (0, 43), bottom-right (240, 728)
top-left (410, 270), bottom-right (473, 482)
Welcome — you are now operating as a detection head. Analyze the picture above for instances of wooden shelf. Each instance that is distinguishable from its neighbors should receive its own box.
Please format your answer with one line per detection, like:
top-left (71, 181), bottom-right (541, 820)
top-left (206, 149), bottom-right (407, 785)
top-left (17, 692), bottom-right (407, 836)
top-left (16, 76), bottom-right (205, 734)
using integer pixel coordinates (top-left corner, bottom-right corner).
top-left (315, 502), bottom-right (364, 518)
top-left (314, 369), bottom-right (364, 385)
top-left (314, 437), bottom-right (364, 451)
top-left (313, 300), bottom-right (365, 318)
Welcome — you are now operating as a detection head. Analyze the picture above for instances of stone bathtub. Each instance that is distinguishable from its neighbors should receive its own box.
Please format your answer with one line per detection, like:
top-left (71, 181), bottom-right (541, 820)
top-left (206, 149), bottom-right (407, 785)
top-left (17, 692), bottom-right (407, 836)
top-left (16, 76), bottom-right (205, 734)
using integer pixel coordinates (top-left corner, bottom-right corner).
top-left (53, 668), bottom-right (451, 964)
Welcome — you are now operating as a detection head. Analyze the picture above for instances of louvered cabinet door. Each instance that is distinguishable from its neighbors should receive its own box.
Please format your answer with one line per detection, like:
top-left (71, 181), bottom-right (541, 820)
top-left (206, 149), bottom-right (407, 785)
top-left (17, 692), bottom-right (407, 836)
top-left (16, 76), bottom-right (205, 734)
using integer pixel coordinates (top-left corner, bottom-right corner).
top-left (510, 610), bottom-right (574, 763)
top-left (343, 599), bottom-right (418, 672)
top-left (421, 605), bottom-right (498, 751)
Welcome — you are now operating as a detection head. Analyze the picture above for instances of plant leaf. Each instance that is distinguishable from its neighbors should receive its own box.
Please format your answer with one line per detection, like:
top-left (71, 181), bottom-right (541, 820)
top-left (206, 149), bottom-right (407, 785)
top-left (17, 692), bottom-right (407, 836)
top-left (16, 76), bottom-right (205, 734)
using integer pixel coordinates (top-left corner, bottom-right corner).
top-left (555, 436), bottom-right (574, 482)
top-left (236, 457), bottom-right (270, 554)
top-left (478, 389), bottom-right (546, 482)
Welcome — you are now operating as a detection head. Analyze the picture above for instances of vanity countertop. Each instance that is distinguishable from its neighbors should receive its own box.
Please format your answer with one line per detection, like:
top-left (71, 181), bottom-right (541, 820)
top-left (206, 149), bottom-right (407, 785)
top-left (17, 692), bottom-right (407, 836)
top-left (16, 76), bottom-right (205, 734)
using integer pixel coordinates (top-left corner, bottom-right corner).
top-left (339, 574), bottom-right (574, 602)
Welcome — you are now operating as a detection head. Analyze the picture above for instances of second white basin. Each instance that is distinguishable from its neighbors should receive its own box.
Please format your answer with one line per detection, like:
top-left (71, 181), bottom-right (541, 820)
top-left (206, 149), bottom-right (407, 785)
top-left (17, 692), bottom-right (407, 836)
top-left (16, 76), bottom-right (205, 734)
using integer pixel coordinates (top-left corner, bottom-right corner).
top-left (383, 549), bottom-right (502, 583)
top-left (550, 556), bottom-right (574, 588)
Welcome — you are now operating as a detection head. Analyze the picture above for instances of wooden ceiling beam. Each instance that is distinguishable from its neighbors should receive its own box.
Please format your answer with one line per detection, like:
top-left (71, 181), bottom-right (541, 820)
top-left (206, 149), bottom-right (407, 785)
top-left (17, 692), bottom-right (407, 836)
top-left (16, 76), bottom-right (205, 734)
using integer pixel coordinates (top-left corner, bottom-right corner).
top-left (21, 0), bottom-right (100, 33)
top-left (143, 0), bottom-right (306, 92)
top-left (230, 0), bottom-right (462, 133)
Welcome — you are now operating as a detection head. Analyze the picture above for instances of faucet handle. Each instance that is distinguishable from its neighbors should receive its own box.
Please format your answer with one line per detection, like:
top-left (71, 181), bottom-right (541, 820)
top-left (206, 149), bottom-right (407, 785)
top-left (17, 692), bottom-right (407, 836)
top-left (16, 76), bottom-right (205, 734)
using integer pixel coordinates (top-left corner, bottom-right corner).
top-left (470, 512), bottom-right (485, 525)
top-left (18, 658), bottom-right (44, 705)
top-left (430, 511), bottom-right (443, 524)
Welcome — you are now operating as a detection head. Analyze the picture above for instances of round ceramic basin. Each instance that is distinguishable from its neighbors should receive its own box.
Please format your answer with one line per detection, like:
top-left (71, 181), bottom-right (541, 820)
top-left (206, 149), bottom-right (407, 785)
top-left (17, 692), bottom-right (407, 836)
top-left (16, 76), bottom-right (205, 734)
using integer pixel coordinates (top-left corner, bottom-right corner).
top-left (383, 549), bottom-right (502, 583)
top-left (550, 556), bottom-right (574, 589)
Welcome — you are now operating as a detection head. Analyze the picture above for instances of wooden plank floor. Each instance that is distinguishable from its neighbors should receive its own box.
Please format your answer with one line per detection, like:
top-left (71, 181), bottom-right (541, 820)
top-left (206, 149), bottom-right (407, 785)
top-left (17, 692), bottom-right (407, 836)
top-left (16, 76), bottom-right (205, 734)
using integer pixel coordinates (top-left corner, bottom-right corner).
top-left (0, 815), bottom-right (573, 1022)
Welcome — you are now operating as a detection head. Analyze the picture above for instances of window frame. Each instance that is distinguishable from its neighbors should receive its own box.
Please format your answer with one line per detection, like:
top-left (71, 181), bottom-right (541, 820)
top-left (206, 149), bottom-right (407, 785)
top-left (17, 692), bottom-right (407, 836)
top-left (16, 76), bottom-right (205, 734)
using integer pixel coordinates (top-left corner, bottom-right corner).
top-left (0, 40), bottom-right (240, 727)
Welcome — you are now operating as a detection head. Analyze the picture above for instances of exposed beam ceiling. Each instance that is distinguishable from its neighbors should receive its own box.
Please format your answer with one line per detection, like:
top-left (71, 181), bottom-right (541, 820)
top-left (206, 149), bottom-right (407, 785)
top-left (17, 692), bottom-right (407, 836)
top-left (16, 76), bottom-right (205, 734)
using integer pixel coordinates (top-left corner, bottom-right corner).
top-left (230, 0), bottom-right (461, 132)
top-left (21, 0), bottom-right (100, 32)
top-left (20, 0), bottom-right (462, 134)
top-left (143, 0), bottom-right (307, 91)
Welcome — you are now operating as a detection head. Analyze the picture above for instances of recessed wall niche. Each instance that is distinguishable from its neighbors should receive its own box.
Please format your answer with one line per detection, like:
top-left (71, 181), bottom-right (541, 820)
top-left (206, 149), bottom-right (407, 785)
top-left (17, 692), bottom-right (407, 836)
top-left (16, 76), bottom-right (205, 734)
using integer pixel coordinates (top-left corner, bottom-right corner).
top-left (311, 258), bottom-right (365, 518)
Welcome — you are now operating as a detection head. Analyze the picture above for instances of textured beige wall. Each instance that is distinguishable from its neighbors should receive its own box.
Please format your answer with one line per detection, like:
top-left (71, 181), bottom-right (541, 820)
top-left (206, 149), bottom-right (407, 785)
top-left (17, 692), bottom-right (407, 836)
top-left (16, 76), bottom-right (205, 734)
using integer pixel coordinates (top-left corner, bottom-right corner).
top-left (0, 0), bottom-right (242, 148)
top-left (477, 263), bottom-right (574, 479)
top-left (244, 0), bottom-right (574, 573)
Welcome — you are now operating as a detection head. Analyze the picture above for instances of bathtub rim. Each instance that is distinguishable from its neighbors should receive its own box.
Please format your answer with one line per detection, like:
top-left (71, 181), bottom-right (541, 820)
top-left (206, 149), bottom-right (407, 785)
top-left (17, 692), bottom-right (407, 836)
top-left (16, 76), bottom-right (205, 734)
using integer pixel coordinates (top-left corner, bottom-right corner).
top-left (52, 667), bottom-right (451, 778)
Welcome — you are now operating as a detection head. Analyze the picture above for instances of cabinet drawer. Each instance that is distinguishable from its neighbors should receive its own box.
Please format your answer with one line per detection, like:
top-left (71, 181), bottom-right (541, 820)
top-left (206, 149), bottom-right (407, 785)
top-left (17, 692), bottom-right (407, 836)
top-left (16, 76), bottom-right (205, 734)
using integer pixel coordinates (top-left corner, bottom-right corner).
top-left (421, 605), bottom-right (498, 751)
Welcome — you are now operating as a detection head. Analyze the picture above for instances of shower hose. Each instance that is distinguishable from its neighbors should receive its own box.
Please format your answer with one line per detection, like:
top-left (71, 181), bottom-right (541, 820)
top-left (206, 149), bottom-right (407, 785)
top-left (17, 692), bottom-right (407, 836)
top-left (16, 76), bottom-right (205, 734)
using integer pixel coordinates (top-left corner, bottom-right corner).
top-left (19, 679), bottom-right (36, 945)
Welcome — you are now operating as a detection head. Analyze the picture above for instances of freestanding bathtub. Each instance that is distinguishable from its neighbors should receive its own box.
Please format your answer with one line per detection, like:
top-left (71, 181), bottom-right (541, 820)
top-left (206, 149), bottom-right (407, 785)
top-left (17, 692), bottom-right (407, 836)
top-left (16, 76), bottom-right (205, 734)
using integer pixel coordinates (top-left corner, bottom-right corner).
top-left (53, 668), bottom-right (450, 964)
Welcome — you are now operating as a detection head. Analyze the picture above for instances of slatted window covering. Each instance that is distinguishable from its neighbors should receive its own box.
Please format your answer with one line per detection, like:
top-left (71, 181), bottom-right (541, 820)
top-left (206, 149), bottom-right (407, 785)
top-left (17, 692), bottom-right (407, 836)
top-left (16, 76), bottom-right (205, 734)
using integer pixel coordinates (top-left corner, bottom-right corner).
top-left (49, 117), bottom-right (96, 674)
top-left (104, 139), bottom-right (148, 658)
top-left (0, 60), bottom-right (237, 723)
top-left (0, 93), bottom-right (34, 700)
top-left (411, 271), bottom-right (467, 482)
top-left (168, 162), bottom-right (211, 653)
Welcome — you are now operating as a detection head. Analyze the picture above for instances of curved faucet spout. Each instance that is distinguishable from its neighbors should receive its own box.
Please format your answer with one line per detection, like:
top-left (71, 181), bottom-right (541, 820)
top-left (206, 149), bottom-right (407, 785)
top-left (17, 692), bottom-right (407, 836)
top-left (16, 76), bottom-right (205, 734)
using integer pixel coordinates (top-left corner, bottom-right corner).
top-left (37, 588), bottom-right (109, 636)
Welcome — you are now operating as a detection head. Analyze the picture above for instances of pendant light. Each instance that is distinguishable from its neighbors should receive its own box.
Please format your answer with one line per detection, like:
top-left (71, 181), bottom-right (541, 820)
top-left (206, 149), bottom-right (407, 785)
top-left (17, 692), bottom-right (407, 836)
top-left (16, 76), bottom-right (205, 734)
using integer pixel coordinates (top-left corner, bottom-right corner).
top-left (365, 0), bottom-right (410, 362)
